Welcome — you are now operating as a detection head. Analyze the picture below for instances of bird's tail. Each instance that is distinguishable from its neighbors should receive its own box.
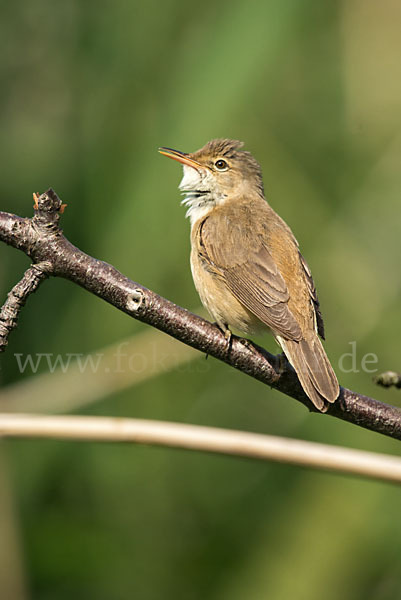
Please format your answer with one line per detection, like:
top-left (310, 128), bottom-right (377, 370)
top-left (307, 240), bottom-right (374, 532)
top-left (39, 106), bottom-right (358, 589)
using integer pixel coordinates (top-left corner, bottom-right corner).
top-left (276, 334), bottom-right (339, 412)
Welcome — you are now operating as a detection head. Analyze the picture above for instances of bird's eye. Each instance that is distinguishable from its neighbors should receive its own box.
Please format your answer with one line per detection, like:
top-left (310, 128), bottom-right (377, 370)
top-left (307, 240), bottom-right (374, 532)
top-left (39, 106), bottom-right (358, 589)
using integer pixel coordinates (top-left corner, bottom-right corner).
top-left (214, 159), bottom-right (228, 171)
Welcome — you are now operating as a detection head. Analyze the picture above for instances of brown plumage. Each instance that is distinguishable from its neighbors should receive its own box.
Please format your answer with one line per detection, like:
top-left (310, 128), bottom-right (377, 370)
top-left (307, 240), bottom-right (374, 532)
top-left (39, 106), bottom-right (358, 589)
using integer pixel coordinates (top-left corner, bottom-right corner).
top-left (159, 139), bottom-right (339, 411)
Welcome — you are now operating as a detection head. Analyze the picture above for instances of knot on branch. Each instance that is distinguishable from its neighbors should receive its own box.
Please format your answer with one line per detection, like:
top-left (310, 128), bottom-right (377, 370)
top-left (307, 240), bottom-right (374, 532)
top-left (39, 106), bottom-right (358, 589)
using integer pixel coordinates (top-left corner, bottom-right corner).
top-left (126, 289), bottom-right (146, 313)
top-left (32, 188), bottom-right (66, 236)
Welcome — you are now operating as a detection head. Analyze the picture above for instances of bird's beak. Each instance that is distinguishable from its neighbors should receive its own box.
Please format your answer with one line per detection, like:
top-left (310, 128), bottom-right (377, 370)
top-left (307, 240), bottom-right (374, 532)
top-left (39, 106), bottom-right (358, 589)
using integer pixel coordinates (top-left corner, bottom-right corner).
top-left (159, 147), bottom-right (205, 171)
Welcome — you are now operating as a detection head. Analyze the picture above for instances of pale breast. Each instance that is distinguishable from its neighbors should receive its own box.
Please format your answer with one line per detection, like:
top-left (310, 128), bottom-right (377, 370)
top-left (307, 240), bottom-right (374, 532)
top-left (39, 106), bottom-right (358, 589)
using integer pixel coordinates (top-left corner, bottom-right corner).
top-left (190, 245), bottom-right (263, 334)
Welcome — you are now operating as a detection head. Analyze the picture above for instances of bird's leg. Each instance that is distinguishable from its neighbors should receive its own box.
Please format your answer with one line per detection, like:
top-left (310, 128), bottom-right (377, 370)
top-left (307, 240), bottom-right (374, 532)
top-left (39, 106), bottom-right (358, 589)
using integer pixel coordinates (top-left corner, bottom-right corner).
top-left (217, 325), bottom-right (257, 355)
top-left (204, 322), bottom-right (232, 358)
top-left (276, 352), bottom-right (288, 375)
top-left (213, 322), bottom-right (233, 354)
top-left (222, 324), bottom-right (233, 354)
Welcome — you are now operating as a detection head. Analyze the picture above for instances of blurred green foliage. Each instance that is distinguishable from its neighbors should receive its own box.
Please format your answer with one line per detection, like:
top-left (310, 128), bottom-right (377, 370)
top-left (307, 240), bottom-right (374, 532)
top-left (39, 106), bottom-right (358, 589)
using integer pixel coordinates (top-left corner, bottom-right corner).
top-left (1, 1), bottom-right (401, 598)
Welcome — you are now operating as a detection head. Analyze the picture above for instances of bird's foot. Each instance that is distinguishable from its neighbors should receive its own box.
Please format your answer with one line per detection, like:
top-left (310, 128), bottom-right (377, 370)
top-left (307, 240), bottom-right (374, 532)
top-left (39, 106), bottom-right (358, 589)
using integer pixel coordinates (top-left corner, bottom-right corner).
top-left (276, 352), bottom-right (288, 375)
top-left (223, 326), bottom-right (233, 354)
top-left (238, 337), bottom-right (258, 352)
top-left (205, 322), bottom-right (233, 357)
top-left (211, 322), bottom-right (233, 354)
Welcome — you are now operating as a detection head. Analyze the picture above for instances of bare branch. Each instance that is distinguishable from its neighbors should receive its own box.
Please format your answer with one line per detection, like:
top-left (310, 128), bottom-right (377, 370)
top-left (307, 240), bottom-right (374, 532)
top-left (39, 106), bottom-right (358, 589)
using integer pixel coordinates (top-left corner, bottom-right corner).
top-left (0, 413), bottom-right (400, 484)
top-left (374, 371), bottom-right (401, 389)
top-left (0, 262), bottom-right (51, 352)
top-left (1, 189), bottom-right (401, 440)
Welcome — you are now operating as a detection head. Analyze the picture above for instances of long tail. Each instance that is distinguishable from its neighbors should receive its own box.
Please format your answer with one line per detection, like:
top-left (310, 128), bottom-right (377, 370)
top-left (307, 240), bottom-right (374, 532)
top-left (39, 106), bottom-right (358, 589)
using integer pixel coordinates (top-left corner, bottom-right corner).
top-left (276, 334), bottom-right (339, 412)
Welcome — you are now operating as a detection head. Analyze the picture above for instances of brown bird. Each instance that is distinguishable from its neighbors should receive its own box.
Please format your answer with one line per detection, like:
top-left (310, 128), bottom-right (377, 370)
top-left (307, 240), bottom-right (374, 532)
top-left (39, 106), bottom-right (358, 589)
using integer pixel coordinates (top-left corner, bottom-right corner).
top-left (159, 139), bottom-right (339, 411)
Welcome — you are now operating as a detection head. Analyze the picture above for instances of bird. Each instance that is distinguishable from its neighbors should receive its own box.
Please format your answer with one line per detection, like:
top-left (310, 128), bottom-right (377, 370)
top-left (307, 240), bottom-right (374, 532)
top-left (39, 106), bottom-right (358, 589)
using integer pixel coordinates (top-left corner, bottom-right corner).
top-left (159, 139), bottom-right (339, 411)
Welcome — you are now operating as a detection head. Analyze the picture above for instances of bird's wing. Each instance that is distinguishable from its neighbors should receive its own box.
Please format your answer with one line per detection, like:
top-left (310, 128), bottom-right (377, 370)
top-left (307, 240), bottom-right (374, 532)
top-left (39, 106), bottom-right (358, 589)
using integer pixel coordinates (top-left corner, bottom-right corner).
top-left (198, 215), bottom-right (303, 341)
top-left (298, 252), bottom-right (325, 339)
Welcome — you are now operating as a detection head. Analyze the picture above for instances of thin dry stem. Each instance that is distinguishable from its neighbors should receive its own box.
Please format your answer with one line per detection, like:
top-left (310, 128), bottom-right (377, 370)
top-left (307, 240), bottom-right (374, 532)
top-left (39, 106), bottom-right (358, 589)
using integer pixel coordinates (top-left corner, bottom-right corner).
top-left (0, 413), bottom-right (400, 484)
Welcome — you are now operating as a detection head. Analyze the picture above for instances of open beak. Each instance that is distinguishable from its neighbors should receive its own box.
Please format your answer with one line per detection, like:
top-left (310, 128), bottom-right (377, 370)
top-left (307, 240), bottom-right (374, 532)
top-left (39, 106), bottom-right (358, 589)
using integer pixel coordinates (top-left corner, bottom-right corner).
top-left (159, 147), bottom-right (205, 171)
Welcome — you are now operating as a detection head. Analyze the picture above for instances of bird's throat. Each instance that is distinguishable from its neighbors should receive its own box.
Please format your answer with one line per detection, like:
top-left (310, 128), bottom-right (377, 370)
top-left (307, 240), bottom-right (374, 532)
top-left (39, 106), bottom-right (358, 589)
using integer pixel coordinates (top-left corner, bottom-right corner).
top-left (179, 166), bottom-right (217, 225)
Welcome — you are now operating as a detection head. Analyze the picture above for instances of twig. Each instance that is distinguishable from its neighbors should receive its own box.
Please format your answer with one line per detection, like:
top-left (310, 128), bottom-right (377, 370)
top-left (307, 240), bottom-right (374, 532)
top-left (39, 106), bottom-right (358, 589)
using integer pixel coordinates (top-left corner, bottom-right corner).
top-left (0, 413), bottom-right (400, 484)
top-left (0, 262), bottom-right (51, 352)
top-left (1, 189), bottom-right (401, 440)
top-left (374, 371), bottom-right (401, 389)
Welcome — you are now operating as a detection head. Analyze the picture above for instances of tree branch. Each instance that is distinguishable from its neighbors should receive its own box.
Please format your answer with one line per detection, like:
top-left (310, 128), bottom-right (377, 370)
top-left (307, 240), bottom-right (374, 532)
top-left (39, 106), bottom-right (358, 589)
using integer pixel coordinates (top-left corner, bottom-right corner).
top-left (1, 189), bottom-right (401, 440)
top-left (0, 413), bottom-right (400, 484)
top-left (374, 371), bottom-right (401, 389)
top-left (0, 262), bottom-right (51, 352)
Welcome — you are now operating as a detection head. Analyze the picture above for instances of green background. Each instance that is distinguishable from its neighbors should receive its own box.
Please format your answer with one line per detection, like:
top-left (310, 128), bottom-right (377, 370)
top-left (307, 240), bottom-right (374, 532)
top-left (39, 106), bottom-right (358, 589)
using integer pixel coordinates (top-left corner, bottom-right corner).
top-left (1, 1), bottom-right (401, 598)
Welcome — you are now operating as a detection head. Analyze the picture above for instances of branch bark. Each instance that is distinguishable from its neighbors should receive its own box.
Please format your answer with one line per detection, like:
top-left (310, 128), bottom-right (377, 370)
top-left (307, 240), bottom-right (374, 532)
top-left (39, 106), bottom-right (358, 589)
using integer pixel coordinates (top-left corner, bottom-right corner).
top-left (0, 413), bottom-right (400, 484)
top-left (1, 189), bottom-right (401, 440)
top-left (0, 262), bottom-right (51, 352)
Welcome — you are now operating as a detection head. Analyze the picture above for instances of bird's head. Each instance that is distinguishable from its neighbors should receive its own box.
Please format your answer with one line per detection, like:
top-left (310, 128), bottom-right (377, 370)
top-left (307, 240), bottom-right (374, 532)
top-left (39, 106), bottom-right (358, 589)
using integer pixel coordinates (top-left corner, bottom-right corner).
top-left (159, 139), bottom-right (264, 223)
